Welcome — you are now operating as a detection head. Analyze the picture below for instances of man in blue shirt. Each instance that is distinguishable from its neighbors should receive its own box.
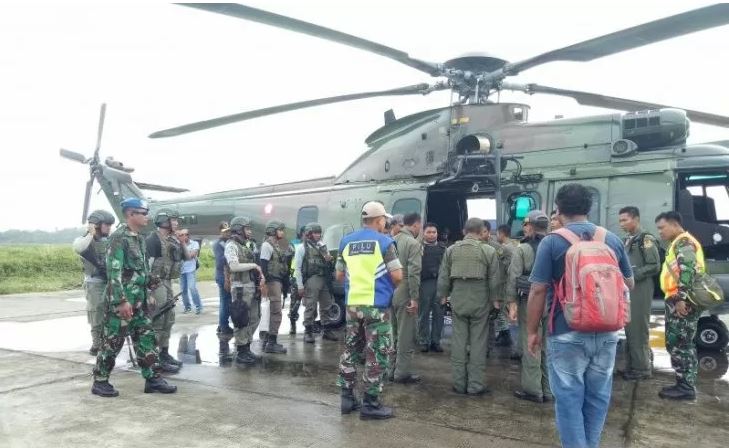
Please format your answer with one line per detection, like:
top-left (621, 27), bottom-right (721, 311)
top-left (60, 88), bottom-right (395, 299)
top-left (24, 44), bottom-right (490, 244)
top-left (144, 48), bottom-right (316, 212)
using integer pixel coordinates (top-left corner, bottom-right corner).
top-left (527, 184), bottom-right (634, 448)
top-left (213, 222), bottom-right (233, 362)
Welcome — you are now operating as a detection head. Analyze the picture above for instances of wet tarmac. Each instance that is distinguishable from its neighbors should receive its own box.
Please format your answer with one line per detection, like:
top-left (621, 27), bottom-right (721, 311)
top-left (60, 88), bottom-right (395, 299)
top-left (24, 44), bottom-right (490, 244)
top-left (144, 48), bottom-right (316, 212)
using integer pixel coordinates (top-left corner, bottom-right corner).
top-left (1, 282), bottom-right (728, 447)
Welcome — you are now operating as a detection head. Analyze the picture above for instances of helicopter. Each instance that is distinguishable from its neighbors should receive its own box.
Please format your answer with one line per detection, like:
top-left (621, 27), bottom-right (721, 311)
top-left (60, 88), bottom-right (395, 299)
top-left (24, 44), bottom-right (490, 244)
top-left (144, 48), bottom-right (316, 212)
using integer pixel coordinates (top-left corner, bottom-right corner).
top-left (61, 3), bottom-right (729, 343)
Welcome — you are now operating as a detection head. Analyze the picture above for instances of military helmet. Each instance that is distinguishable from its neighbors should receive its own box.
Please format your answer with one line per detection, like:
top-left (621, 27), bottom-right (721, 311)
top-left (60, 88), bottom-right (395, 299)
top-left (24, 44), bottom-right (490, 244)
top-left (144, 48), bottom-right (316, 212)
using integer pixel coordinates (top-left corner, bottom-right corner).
top-left (230, 216), bottom-right (252, 233)
top-left (304, 222), bottom-right (322, 234)
top-left (265, 220), bottom-right (285, 235)
top-left (87, 209), bottom-right (116, 226)
top-left (154, 210), bottom-right (179, 228)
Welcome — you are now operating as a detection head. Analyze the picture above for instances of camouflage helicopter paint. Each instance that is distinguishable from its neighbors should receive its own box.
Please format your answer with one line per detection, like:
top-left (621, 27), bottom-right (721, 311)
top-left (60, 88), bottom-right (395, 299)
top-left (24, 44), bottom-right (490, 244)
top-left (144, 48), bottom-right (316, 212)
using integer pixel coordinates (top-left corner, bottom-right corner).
top-left (61, 4), bottom-right (729, 340)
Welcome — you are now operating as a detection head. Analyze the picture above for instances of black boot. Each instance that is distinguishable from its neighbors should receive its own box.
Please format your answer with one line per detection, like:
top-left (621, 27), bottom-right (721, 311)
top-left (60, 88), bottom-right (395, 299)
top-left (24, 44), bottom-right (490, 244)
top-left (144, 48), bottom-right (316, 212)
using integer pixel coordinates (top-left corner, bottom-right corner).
top-left (218, 340), bottom-right (233, 363)
top-left (259, 330), bottom-right (269, 343)
top-left (144, 375), bottom-right (177, 394)
top-left (360, 393), bottom-right (394, 420)
top-left (89, 346), bottom-right (99, 356)
top-left (659, 380), bottom-right (696, 400)
top-left (289, 319), bottom-right (297, 335)
top-left (91, 380), bottom-right (119, 397)
top-left (312, 321), bottom-right (322, 334)
top-left (322, 329), bottom-right (339, 341)
top-left (340, 388), bottom-right (361, 415)
top-left (235, 344), bottom-right (258, 365)
top-left (160, 347), bottom-right (183, 367)
top-left (304, 326), bottom-right (315, 344)
top-left (264, 334), bottom-right (287, 354)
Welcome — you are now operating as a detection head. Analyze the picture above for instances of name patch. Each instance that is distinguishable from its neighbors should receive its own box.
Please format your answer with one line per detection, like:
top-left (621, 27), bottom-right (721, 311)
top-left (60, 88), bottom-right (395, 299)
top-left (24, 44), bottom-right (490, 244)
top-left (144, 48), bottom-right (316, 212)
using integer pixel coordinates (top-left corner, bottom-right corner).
top-left (348, 241), bottom-right (376, 256)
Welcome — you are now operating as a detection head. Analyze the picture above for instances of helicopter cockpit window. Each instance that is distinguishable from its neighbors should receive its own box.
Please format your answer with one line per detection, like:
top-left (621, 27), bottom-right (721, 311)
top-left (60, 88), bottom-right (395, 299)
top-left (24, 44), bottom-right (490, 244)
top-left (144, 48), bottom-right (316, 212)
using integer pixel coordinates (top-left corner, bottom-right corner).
top-left (296, 206), bottom-right (319, 232)
top-left (512, 106), bottom-right (527, 122)
top-left (322, 224), bottom-right (355, 254)
top-left (391, 198), bottom-right (422, 216)
top-left (677, 171), bottom-right (729, 253)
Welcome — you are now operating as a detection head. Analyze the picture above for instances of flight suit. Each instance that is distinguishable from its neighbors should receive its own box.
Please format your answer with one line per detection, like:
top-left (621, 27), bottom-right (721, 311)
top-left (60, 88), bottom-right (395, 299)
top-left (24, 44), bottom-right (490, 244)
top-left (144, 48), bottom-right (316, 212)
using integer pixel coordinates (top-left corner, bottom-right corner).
top-left (437, 235), bottom-right (500, 393)
top-left (623, 229), bottom-right (661, 376)
top-left (391, 227), bottom-right (422, 380)
top-left (506, 235), bottom-right (551, 399)
top-left (485, 240), bottom-right (512, 336)
top-left (147, 230), bottom-right (185, 350)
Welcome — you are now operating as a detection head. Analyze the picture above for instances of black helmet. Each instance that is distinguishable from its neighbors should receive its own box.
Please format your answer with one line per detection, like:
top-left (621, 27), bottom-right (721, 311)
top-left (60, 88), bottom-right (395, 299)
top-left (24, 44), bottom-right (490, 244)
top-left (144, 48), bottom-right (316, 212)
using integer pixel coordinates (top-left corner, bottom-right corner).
top-left (87, 209), bottom-right (116, 226)
top-left (230, 216), bottom-right (252, 234)
top-left (265, 220), bottom-right (285, 236)
top-left (154, 210), bottom-right (178, 228)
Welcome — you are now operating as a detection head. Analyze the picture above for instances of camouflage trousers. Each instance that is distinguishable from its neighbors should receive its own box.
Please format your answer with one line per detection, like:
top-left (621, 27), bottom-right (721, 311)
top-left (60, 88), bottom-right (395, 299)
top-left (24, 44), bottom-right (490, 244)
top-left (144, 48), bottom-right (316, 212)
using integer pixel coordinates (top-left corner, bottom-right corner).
top-left (665, 302), bottom-right (701, 387)
top-left (337, 305), bottom-right (393, 397)
top-left (93, 306), bottom-right (160, 381)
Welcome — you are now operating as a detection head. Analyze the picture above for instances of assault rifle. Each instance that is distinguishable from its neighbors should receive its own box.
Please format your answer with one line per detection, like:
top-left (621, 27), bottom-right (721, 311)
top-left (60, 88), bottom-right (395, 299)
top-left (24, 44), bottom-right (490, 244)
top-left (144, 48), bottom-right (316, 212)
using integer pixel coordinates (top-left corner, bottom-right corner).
top-left (151, 283), bottom-right (184, 322)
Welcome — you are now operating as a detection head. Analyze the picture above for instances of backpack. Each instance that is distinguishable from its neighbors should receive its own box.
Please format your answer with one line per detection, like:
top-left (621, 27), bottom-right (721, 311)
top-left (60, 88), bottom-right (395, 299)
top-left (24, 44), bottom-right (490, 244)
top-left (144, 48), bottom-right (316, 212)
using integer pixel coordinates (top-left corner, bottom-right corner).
top-left (551, 227), bottom-right (629, 332)
top-left (515, 236), bottom-right (542, 297)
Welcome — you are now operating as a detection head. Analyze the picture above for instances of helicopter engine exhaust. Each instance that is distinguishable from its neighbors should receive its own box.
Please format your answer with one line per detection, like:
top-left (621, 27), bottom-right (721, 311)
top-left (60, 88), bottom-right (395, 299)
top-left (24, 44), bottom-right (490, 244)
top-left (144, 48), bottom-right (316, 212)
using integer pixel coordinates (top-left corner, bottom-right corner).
top-left (455, 134), bottom-right (492, 155)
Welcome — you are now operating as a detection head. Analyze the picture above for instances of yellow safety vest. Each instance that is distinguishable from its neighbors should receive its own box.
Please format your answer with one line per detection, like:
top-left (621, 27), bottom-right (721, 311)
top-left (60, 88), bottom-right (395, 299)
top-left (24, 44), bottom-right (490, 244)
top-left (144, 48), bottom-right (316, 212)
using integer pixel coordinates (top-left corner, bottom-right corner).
top-left (660, 231), bottom-right (705, 299)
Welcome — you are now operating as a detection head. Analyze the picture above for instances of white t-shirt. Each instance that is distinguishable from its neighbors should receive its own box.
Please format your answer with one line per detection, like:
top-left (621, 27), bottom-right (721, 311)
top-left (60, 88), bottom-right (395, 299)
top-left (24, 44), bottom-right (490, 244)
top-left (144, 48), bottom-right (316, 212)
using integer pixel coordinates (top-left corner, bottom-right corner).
top-left (181, 240), bottom-right (199, 274)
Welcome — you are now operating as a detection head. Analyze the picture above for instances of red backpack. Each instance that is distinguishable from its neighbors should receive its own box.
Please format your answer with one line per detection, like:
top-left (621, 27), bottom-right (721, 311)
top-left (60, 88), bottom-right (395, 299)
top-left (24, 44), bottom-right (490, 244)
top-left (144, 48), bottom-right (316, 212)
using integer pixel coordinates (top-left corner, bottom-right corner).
top-left (550, 226), bottom-right (629, 332)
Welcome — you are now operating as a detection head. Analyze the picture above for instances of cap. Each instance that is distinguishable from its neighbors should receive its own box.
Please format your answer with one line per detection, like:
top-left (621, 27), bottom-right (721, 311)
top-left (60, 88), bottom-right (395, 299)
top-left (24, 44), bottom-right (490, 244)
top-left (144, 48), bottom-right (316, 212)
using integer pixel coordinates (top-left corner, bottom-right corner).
top-left (120, 197), bottom-right (148, 211)
top-left (524, 210), bottom-right (549, 224)
top-left (361, 201), bottom-right (392, 219)
top-left (390, 214), bottom-right (404, 226)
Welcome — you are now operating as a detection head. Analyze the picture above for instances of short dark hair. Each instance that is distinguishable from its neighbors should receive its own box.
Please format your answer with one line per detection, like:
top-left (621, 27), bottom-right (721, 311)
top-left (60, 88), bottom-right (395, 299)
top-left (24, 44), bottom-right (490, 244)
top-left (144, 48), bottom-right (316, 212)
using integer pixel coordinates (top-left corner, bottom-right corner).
top-left (619, 206), bottom-right (640, 218)
top-left (465, 217), bottom-right (485, 234)
top-left (403, 212), bottom-right (422, 226)
top-left (424, 222), bottom-right (438, 231)
top-left (555, 184), bottom-right (593, 217)
top-left (482, 220), bottom-right (492, 232)
top-left (655, 211), bottom-right (683, 225)
top-left (550, 210), bottom-right (558, 217)
top-left (497, 224), bottom-right (511, 236)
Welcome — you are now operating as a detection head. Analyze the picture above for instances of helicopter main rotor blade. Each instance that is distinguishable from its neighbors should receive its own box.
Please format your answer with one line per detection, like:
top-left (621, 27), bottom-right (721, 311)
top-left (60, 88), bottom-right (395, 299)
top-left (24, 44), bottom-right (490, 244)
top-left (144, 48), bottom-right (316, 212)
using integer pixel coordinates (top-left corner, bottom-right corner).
top-left (149, 83), bottom-right (441, 138)
top-left (179, 3), bottom-right (442, 77)
top-left (94, 103), bottom-right (106, 161)
top-left (502, 82), bottom-right (729, 128)
top-left (82, 178), bottom-right (94, 224)
top-left (496, 4), bottom-right (729, 79)
top-left (60, 148), bottom-right (88, 163)
top-left (135, 182), bottom-right (189, 193)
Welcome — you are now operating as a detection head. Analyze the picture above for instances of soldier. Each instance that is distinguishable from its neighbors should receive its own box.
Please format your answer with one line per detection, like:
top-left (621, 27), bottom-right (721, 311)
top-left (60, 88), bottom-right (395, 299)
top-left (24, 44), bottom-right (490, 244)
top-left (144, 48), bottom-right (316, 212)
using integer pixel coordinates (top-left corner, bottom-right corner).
top-left (481, 220), bottom-right (511, 348)
top-left (224, 216), bottom-right (266, 366)
top-left (73, 209), bottom-right (116, 355)
top-left (418, 222), bottom-right (447, 353)
top-left (618, 206), bottom-right (661, 381)
top-left (259, 220), bottom-right (288, 354)
top-left (506, 210), bottom-right (552, 403)
top-left (438, 218), bottom-right (500, 395)
top-left (390, 214), bottom-right (404, 237)
top-left (336, 201), bottom-right (402, 420)
top-left (295, 222), bottom-right (338, 343)
top-left (91, 198), bottom-right (177, 397)
top-left (213, 222), bottom-right (234, 360)
top-left (146, 211), bottom-right (188, 372)
top-left (288, 226), bottom-right (305, 335)
top-left (655, 211), bottom-right (704, 400)
top-left (390, 212), bottom-right (423, 383)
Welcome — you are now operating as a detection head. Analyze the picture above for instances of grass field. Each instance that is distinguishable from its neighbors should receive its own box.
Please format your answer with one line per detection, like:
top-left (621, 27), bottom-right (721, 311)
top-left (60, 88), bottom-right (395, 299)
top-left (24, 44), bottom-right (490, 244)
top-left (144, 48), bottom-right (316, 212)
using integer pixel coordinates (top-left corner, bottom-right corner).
top-left (0, 244), bottom-right (215, 295)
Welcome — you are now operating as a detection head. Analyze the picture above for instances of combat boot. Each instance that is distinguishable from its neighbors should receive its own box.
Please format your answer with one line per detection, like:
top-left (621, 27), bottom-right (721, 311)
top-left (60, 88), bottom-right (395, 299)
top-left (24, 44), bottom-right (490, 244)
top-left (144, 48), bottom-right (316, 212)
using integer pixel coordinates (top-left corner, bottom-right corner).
top-left (144, 376), bottom-right (177, 394)
top-left (289, 319), bottom-right (297, 335)
top-left (218, 340), bottom-right (233, 363)
top-left (91, 380), bottom-right (119, 398)
top-left (159, 362), bottom-right (180, 374)
top-left (312, 321), bottom-right (322, 334)
top-left (235, 344), bottom-right (258, 365)
top-left (160, 347), bottom-right (183, 367)
top-left (340, 388), bottom-right (361, 415)
top-left (360, 393), bottom-right (394, 420)
top-left (659, 380), bottom-right (696, 400)
top-left (322, 329), bottom-right (339, 341)
top-left (304, 326), bottom-right (315, 344)
top-left (264, 334), bottom-right (288, 354)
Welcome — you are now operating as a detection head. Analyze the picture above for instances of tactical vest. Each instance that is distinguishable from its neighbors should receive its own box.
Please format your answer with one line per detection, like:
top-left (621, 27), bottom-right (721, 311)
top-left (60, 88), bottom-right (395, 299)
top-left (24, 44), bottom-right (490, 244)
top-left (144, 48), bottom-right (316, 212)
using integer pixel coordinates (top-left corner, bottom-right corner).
top-left (81, 237), bottom-right (108, 280)
top-left (450, 238), bottom-right (487, 280)
top-left (229, 238), bottom-right (255, 285)
top-left (150, 231), bottom-right (184, 280)
top-left (421, 242), bottom-right (445, 280)
top-left (265, 236), bottom-right (288, 281)
top-left (302, 240), bottom-right (328, 282)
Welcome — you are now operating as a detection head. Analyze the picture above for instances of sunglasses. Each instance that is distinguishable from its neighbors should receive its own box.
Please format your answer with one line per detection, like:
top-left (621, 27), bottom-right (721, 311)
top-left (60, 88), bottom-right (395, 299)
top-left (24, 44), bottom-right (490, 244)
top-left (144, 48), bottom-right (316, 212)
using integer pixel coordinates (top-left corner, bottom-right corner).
top-left (131, 210), bottom-right (149, 216)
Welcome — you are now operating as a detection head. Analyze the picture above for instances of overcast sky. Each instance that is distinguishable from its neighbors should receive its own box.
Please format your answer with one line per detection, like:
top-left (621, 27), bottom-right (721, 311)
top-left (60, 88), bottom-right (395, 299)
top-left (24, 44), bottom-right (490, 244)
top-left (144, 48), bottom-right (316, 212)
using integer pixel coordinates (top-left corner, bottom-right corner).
top-left (1, 1), bottom-right (728, 231)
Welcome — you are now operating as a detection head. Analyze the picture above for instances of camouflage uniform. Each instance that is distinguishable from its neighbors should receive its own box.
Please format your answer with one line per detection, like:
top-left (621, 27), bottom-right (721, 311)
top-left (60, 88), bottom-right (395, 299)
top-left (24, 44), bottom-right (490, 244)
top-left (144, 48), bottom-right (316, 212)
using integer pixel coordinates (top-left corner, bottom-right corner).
top-left (94, 224), bottom-right (160, 381)
top-left (664, 236), bottom-right (702, 387)
top-left (623, 229), bottom-right (661, 376)
top-left (147, 230), bottom-right (185, 349)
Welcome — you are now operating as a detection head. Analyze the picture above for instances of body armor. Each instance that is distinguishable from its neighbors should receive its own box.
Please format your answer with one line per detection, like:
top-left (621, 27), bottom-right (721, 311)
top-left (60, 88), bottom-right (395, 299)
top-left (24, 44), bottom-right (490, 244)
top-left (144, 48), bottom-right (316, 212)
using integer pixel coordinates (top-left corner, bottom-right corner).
top-left (230, 238), bottom-right (255, 285)
top-left (80, 237), bottom-right (109, 280)
top-left (150, 231), bottom-right (184, 280)
top-left (449, 239), bottom-right (487, 280)
top-left (421, 242), bottom-right (446, 280)
top-left (302, 240), bottom-right (329, 283)
top-left (265, 236), bottom-right (288, 281)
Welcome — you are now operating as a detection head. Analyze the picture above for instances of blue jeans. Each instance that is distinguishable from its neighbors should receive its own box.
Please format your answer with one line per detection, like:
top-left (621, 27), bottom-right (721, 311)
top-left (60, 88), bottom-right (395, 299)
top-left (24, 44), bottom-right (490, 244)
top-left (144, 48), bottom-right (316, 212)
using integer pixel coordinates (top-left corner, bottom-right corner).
top-left (217, 279), bottom-right (232, 329)
top-left (180, 271), bottom-right (203, 311)
top-left (547, 331), bottom-right (618, 448)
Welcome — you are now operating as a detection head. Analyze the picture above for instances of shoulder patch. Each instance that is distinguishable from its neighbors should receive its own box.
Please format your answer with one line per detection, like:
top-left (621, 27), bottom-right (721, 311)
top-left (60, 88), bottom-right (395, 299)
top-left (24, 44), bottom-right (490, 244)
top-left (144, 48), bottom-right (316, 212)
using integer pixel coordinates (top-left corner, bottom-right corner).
top-left (643, 237), bottom-right (654, 249)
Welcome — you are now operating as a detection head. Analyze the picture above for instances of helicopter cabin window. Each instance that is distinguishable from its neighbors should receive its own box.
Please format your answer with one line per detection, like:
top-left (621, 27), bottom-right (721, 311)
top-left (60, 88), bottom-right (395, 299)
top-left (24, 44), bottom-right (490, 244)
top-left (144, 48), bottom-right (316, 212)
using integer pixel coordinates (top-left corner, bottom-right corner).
top-left (391, 198), bottom-right (422, 216)
top-left (322, 224), bottom-right (355, 254)
top-left (506, 193), bottom-right (540, 238)
top-left (677, 171), bottom-right (729, 256)
top-left (296, 206), bottom-right (319, 232)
